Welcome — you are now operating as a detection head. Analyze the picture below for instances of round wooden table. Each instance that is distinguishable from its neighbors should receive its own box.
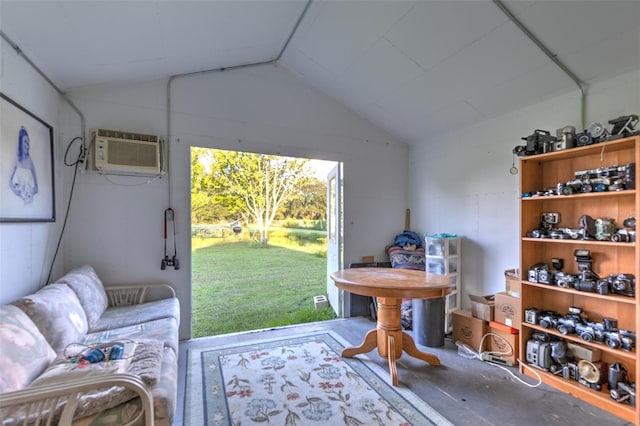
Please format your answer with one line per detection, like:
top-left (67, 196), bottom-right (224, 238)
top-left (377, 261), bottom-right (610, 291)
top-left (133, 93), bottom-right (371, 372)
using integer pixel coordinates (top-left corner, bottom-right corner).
top-left (330, 267), bottom-right (454, 386)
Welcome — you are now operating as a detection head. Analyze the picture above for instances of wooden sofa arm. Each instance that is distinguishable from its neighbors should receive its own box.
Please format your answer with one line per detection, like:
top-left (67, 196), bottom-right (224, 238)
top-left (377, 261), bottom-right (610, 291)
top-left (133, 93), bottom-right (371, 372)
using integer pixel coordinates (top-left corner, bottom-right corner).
top-left (105, 283), bottom-right (176, 307)
top-left (0, 373), bottom-right (153, 426)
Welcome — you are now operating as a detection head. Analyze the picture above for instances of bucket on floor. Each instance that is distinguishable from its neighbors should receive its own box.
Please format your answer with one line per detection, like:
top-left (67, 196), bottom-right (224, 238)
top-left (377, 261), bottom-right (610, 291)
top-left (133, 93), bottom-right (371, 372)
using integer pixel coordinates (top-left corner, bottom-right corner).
top-left (412, 297), bottom-right (445, 347)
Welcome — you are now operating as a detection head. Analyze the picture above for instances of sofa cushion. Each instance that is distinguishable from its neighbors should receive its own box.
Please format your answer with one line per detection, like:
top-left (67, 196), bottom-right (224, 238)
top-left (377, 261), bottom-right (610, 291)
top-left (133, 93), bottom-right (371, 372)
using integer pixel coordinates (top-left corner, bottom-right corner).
top-left (13, 283), bottom-right (89, 353)
top-left (90, 298), bottom-right (180, 333)
top-left (84, 317), bottom-right (179, 354)
top-left (0, 305), bottom-right (57, 392)
top-left (56, 265), bottom-right (109, 328)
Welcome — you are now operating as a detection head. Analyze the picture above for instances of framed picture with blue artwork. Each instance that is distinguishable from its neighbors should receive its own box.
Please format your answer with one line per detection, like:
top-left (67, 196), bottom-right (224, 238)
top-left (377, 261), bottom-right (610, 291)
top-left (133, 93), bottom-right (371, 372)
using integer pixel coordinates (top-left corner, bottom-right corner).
top-left (0, 92), bottom-right (55, 222)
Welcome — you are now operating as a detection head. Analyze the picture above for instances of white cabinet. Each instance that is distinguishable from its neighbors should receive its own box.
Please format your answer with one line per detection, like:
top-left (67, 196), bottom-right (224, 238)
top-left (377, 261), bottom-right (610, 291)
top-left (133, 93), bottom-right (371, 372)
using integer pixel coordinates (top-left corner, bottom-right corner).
top-left (425, 236), bottom-right (461, 334)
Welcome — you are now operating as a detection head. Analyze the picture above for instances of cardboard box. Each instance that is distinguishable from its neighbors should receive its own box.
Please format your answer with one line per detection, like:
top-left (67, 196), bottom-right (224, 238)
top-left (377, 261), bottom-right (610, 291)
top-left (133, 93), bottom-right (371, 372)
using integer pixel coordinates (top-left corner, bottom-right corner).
top-left (469, 294), bottom-right (495, 321)
top-left (487, 323), bottom-right (519, 365)
top-left (452, 310), bottom-right (487, 351)
top-left (505, 269), bottom-right (521, 298)
top-left (494, 292), bottom-right (522, 330)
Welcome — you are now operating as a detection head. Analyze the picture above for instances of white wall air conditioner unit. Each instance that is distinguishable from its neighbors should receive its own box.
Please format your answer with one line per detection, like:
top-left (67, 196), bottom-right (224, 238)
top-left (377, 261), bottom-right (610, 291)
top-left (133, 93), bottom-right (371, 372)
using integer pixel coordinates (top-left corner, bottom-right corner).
top-left (91, 129), bottom-right (164, 176)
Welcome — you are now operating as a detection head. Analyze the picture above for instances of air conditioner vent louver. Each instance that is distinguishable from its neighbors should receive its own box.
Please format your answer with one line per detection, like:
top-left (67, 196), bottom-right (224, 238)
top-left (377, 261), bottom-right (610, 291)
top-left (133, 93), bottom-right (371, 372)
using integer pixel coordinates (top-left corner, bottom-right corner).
top-left (91, 128), bottom-right (163, 176)
top-left (96, 129), bottom-right (159, 143)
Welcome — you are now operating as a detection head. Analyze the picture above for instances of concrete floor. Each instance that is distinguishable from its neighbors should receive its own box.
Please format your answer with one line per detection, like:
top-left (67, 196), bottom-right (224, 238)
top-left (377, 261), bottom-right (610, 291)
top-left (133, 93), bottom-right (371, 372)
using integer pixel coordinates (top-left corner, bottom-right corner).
top-left (176, 317), bottom-right (631, 426)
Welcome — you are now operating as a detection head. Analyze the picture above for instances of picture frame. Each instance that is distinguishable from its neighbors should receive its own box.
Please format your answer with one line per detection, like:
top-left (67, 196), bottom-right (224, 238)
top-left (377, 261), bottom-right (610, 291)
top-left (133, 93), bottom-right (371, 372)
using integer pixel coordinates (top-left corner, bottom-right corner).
top-left (0, 92), bottom-right (55, 222)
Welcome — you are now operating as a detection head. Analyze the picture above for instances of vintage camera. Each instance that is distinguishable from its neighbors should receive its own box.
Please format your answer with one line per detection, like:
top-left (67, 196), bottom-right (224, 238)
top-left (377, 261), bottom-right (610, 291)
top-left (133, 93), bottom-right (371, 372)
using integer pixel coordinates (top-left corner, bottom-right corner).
top-left (538, 268), bottom-right (555, 285)
top-left (577, 360), bottom-right (607, 391)
top-left (528, 263), bottom-right (548, 283)
top-left (526, 339), bottom-right (553, 371)
top-left (563, 361), bottom-right (579, 381)
top-left (611, 229), bottom-right (634, 242)
top-left (560, 180), bottom-right (583, 195)
top-left (541, 212), bottom-right (560, 225)
top-left (608, 114), bottom-right (639, 141)
top-left (609, 362), bottom-right (636, 407)
top-left (514, 130), bottom-right (556, 156)
top-left (563, 228), bottom-right (585, 240)
top-left (530, 228), bottom-right (548, 238)
top-left (538, 310), bottom-right (562, 330)
top-left (612, 382), bottom-right (637, 407)
top-left (608, 273), bottom-right (636, 297)
top-left (587, 122), bottom-right (610, 144)
top-left (525, 308), bottom-right (540, 325)
top-left (554, 272), bottom-right (577, 289)
top-left (574, 276), bottom-right (602, 293)
top-left (590, 177), bottom-right (610, 192)
top-left (557, 306), bottom-right (587, 336)
top-left (575, 131), bottom-right (594, 147)
top-left (624, 163), bottom-right (636, 190)
top-left (553, 125), bottom-right (576, 151)
top-left (605, 329), bottom-right (636, 351)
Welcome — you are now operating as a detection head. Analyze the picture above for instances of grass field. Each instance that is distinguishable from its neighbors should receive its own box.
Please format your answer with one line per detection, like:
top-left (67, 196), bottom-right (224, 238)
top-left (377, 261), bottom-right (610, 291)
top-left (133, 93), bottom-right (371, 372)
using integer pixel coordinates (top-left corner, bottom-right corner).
top-left (191, 237), bottom-right (336, 337)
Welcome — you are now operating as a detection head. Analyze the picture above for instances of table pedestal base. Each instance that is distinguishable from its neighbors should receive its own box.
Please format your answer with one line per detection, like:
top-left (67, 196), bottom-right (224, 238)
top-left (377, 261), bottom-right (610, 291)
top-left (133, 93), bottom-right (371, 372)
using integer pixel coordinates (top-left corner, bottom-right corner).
top-left (341, 297), bottom-right (440, 386)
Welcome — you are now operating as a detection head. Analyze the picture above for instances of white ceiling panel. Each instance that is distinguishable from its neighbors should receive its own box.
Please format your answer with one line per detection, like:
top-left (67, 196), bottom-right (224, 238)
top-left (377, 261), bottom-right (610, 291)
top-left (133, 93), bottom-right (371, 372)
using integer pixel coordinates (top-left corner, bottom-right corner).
top-left (466, 63), bottom-right (577, 118)
top-left (288, 0), bottom-right (414, 76)
top-left (325, 37), bottom-right (424, 104)
top-left (1, 0), bottom-right (638, 145)
top-left (562, 26), bottom-right (640, 83)
top-left (512, 0), bottom-right (640, 59)
top-left (383, 0), bottom-right (507, 71)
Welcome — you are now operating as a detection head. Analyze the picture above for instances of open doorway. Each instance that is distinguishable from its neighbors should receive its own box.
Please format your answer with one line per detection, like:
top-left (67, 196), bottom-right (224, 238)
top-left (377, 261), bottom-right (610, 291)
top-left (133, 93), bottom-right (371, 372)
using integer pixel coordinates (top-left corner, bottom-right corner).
top-left (190, 147), bottom-right (341, 338)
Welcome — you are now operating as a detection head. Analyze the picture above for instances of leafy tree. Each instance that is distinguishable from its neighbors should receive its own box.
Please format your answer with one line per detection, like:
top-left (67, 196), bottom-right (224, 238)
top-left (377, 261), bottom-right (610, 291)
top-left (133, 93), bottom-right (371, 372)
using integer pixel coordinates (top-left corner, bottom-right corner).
top-left (282, 177), bottom-right (326, 220)
top-left (204, 150), bottom-right (309, 244)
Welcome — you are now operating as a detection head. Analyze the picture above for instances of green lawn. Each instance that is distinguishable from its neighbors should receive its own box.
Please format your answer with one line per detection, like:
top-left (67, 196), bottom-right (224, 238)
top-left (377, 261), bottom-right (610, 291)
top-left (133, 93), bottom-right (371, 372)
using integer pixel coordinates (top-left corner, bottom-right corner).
top-left (191, 238), bottom-right (336, 337)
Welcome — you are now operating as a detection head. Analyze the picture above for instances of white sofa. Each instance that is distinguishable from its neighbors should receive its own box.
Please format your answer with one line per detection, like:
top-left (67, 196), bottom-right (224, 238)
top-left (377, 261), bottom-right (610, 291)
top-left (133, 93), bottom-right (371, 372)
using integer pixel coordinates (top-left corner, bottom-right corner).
top-left (0, 265), bottom-right (180, 425)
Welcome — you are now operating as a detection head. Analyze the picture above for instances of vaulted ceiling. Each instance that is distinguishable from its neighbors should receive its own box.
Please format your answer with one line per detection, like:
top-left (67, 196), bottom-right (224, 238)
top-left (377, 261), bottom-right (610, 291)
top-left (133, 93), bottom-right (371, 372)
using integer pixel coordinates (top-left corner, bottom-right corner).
top-left (1, 0), bottom-right (639, 144)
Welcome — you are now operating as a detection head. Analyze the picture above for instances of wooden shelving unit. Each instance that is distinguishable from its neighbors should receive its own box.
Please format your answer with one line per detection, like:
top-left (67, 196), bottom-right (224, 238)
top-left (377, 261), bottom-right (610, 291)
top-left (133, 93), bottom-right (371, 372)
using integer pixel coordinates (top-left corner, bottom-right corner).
top-left (518, 136), bottom-right (639, 423)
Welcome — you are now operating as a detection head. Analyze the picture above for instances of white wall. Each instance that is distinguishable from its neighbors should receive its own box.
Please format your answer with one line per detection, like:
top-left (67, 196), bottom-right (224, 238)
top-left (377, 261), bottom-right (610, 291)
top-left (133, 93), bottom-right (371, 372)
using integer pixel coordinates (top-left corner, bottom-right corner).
top-left (0, 38), bottom-right (65, 303)
top-left (410, 68), bottom-right (640, 308)
top-left (63, 64), bottom-right (409, 340)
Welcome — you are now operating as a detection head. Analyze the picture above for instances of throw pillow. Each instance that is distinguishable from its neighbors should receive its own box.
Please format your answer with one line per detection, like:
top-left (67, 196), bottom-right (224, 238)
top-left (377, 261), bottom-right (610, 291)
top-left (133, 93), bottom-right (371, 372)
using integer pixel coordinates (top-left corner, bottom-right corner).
top-left (0, 305), bottom-right (57, 393)
top-left (12, 283), bottom-right (89, 353)
top-left (56, 265), bottom-right (109, 328)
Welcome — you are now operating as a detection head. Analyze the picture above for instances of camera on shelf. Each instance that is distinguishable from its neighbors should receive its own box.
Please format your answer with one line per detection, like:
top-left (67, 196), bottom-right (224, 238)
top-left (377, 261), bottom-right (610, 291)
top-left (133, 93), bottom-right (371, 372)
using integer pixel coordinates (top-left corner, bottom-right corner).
top-left (575, 318), bottom-right (636, 351)
top-left (595, 218), bottom-right (616, 241)
top-left (528, 263), bottom-right (548, 283)
top-left (611, 229), bottom-right (635, 242)
top-left (607, 273), bottom-right (636, 297)
top-left (556, 307), bottom-right (588, 336)
top-left (538, 310), bottom-right (562, 330)
top-left (513, 129), bottom-right (557, 156)
top-left (554, 126), bottom-right (576, 152)
top-left (609, 363), bottom-right (636, 407)
top-left (577, 360), bottom-right (607, 391)
top-left (608, 114), bottom-right (639, 141)
top-left (526, 337), bottom-right (553, 371)
top-left (524, 308), bottom-right (540, 325)
top-left (541, 212), bottom-right (560, 225)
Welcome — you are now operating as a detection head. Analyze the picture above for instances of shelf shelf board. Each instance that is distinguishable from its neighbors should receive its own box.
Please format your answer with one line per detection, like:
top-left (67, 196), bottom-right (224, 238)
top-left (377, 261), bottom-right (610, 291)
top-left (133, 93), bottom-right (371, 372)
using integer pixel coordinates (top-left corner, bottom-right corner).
top-left (521, 190), bottom-right (635, 201)
top-left (520, 367), bottom-right (636, 423)
top-left (519, 136), bottom-right (638, 162)
top-left (522, 281), bottom-right (637, 305)
top-left (522, 323), bottom-right (636, 361)
top-left (521, 237), bottom-right (636, 248)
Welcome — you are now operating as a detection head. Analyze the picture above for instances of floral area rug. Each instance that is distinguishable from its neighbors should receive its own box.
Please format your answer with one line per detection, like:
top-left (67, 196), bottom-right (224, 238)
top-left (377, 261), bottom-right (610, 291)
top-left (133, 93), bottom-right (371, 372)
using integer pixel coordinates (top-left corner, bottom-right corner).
top-left (184, 331), bottom-right (452, 425)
